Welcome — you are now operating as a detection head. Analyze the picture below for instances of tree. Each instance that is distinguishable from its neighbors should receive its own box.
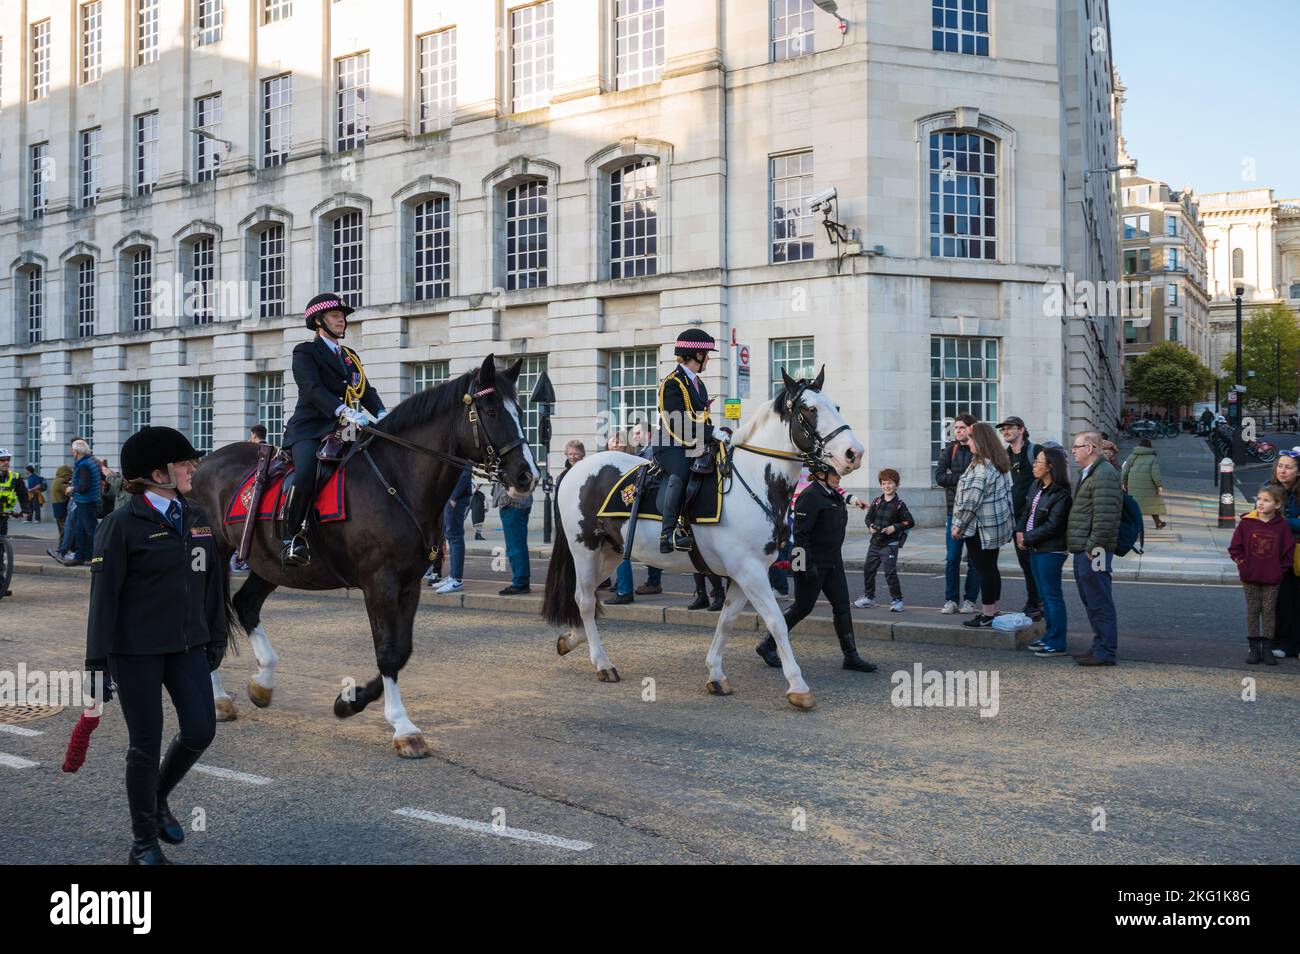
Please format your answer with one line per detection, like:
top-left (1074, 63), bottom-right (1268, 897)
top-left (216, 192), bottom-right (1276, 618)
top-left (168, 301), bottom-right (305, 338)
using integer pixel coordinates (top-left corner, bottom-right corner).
top-left (1128, 343), bottom-right (1215, 417)
top-left (1219, 304), bottom-right (1300, 414)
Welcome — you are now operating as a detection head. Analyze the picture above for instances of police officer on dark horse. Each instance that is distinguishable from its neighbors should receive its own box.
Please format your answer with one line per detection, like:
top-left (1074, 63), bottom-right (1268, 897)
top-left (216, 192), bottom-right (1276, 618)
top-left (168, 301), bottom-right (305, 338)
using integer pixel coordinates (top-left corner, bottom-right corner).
top-left (281, 292), bottom-right (386, 567)
top-left (188, 292), bottom-right (539, 758)
top-left (656, 329), bottom-right (718, 554)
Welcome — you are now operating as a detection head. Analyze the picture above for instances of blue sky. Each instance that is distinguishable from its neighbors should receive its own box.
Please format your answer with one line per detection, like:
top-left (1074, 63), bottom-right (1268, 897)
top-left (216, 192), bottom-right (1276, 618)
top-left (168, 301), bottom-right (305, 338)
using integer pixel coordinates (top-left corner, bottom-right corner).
top-left (1109, 0), bottom-right (1299, 198)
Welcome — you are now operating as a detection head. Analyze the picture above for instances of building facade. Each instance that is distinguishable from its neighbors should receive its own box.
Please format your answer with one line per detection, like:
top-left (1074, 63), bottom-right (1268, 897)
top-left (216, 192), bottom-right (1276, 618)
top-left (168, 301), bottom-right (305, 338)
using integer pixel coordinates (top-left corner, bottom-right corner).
top-left (1200, 189), bottom-right (1300, 374)
top-left (0, 0), bottom-right (1120, 518)
top-left (1117, 172), bottom-right (1211, 384)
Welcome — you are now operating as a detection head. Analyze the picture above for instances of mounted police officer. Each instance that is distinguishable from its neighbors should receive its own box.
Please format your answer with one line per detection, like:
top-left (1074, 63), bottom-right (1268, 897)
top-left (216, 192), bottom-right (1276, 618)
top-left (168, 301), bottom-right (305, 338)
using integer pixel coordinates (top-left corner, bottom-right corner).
top-left (85, 426), bottom-right (226, 864)
top-left (281, 292), bottom-right (386, 567)
top-left (655, 329), bottom-right (716, 553)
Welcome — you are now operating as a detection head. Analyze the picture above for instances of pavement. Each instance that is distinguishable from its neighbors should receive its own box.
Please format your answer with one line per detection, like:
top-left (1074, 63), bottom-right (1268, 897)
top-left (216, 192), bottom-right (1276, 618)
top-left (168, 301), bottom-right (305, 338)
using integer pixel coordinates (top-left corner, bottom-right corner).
top-left (3, 574), bottom-right (1297, 864)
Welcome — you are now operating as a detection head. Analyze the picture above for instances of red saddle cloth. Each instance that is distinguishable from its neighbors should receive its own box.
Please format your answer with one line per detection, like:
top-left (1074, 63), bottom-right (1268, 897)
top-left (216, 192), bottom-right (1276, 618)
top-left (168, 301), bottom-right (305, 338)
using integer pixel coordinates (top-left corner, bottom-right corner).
top-left (223, 465), bottom-right (347, 525)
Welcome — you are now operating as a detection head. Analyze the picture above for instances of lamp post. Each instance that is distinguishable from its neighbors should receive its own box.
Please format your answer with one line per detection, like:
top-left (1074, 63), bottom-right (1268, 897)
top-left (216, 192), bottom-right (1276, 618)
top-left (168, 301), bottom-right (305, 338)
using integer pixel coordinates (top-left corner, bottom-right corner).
top-left (1231, 286), bottom-right (1245, 463)
top-left (530, 371), bottom-right (556, 544)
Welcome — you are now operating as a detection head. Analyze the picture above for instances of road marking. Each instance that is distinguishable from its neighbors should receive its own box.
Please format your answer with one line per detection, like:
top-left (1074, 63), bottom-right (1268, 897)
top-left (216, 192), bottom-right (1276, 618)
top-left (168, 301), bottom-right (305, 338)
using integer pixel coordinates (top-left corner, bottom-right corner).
top-left (192, 764), bottom-right (272, 786)
top-left (0, 724), bottom-right (44, 737)
top-left (394, 807), bottom-right (594, 852)
top-left (0, 752), bottom-right (39, 769)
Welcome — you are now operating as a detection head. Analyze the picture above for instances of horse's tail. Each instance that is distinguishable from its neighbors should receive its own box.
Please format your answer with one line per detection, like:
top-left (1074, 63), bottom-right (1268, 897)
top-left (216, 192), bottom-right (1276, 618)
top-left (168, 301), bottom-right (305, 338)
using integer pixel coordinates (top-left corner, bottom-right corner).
top-left (220, 548), bottom-right (243, 658)
top-left (541, 501), bottom-right (588, 628)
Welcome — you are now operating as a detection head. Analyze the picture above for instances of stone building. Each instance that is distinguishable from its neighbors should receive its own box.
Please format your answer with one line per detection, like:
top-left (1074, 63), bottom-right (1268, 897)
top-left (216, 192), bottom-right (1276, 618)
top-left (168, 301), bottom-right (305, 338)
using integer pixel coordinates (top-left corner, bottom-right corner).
top-left (1200, 189), bottom-right (1300, 374)
top-left (0, 0), bottom-right (1121, 519)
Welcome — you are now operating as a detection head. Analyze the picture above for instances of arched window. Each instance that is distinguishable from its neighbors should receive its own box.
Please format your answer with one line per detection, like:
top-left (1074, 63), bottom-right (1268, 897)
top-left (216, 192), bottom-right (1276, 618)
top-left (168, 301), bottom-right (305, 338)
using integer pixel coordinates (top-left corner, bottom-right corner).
top-left (412, 195), bottom-right (452, 300)
top-left (504, 178), bottom-right (548, 290)
top-left (65, 256), bottom-right (96, 338)
top-left (929, 130), bottom-right (997, 260)
top-left (18, 265), bottom-right (44, 344)
top-left (1232, 247), bottom-right (1244, 279)
top-left (609, 159), bottom-right (659, 278)
top-left (128, 247), bottom-right (153, 331)
top-left (329, 210), bottom-right (364, 306)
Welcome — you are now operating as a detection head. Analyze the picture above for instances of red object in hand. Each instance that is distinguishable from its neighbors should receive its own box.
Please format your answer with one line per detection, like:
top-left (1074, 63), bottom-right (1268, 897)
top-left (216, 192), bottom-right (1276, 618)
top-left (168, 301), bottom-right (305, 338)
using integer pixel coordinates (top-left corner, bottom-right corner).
top-left (774, 560), bottom-right (791, 571)
top-left (62, 713), bottom-right (100, 773)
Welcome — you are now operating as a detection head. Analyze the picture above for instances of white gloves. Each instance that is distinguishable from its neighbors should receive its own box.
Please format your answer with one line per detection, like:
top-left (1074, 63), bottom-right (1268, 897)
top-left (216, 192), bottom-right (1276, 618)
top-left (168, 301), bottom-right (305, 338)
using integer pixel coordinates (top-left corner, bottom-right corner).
top-left (376, 409), bottom-right (388, 421)
top-left (338, 407), bottom-right (367, 427)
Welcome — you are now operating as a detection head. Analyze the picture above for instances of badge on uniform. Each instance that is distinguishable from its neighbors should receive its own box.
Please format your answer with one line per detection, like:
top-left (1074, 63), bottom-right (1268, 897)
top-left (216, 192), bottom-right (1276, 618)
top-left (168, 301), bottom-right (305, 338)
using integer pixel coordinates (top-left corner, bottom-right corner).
top-left (190, 526), bottom-right (213, 539)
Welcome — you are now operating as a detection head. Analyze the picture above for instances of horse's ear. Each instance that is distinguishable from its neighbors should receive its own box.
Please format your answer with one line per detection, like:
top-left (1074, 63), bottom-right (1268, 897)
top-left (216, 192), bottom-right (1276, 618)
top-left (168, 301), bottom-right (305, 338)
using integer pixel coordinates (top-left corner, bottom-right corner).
top-left (479, 354), bottom-right (497, 387)
top-left (811, 365), bottom-right (825, 391)
top-left (504, 358), bottom-right (523, 383)
top-left (781, 368), bottom-right (798, 394)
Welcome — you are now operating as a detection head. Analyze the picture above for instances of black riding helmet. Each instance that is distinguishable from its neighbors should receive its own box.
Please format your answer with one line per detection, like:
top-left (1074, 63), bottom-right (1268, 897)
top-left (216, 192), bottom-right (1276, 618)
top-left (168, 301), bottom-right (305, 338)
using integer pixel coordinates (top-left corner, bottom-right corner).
top-left (121, 427), bottom-right (204, 483)
top-left (304, 292), bottom-right (355, 333)
top-left (674, 328), bottom-right (717, 360)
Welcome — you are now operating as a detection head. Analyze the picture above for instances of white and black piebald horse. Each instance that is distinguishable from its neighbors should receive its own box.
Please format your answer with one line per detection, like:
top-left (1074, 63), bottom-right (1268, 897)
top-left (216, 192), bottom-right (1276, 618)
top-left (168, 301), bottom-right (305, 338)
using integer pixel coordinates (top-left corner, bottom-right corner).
top-left (542, 367), bottom-right (864, 709)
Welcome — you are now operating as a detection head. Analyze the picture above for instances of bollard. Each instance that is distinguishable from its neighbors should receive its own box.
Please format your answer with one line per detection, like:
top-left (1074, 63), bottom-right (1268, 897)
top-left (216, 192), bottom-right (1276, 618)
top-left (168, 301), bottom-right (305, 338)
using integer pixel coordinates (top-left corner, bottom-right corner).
top-left (1218, 457), bottom-right (1237, 524)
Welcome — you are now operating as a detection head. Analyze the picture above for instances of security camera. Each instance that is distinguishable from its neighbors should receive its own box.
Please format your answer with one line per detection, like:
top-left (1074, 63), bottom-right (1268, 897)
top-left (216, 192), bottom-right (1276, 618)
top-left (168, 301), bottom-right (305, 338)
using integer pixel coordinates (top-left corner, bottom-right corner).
top-left (810, 187), bottom-right (837, 213)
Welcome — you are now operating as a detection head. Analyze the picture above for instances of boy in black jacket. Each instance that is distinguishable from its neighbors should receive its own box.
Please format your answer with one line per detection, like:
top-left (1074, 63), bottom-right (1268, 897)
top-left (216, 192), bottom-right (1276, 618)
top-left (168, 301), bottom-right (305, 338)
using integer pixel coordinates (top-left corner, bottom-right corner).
top-left (856, 468), bottom-right (914, 611)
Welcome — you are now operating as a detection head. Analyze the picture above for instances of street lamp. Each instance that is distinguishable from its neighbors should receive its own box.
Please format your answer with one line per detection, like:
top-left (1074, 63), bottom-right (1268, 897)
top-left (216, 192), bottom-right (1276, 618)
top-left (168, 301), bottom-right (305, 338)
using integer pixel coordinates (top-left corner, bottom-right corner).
top-left (529, 371), bottom-right (556, 544)
top-left (811, 0), bottom-right (849, 35)
top-left (1232, 285), bottom-right (1245, 461)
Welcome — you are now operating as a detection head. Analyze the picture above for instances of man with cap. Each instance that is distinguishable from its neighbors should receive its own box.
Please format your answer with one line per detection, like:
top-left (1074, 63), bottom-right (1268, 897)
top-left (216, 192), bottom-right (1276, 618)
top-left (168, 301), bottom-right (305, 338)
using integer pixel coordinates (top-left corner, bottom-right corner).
top-left (998, 416), bottom-right (1042, 619)
top-left (280, 292), bottom-right (387, 566)
top-left (85, 426), bottom-right (226, 864)
top-left (655, 329), bottom-right (717, 553)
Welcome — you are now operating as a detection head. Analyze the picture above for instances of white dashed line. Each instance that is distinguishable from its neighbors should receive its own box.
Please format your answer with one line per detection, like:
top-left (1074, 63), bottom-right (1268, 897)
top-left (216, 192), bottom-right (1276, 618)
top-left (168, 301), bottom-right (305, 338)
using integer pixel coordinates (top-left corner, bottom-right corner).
top-left (394, 808), bottom-right (594, 852)
top-left (0, 752), bottom-right (39, 769)
top-left (0, 724), bottom-right (44, 737)
top-left (191, 764), bottom-right (272, 786)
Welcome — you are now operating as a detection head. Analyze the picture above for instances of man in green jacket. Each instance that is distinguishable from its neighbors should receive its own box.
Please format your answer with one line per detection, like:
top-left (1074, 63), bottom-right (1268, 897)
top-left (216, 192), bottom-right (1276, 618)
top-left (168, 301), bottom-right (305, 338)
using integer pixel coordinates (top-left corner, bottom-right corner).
top-left (1068, 431), bottom-right (1123, 665)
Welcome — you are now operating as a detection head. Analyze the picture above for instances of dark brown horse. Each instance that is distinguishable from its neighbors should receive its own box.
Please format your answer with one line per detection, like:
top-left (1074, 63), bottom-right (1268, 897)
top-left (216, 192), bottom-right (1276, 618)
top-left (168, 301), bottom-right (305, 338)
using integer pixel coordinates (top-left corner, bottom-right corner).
top-left (188, 355), bottom-right (538, 758)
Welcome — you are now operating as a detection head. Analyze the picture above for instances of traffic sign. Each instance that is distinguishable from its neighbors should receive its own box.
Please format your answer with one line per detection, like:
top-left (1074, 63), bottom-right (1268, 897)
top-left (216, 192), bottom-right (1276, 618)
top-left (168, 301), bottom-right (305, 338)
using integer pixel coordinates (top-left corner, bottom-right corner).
top-left (724, 398), bottom-right (742, 420)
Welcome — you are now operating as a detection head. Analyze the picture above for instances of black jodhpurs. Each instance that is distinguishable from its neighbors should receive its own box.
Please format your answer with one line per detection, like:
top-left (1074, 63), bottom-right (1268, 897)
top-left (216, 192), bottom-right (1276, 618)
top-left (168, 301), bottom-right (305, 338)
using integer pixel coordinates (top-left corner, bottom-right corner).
top-left (287, 438), bottom-right (321, 530)
top-left (785, 561), bottom-right (853, 639)
top-left (109, 647), bottom-right (217, 761)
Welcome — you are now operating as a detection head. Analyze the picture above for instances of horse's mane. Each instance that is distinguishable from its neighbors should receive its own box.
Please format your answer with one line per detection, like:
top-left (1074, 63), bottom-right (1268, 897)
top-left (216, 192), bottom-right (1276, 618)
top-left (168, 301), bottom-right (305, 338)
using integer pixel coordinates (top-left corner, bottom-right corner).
top-left (374, 367), bottom-right (520, 435)
top-left (730, 398), bottom-right (780, 445)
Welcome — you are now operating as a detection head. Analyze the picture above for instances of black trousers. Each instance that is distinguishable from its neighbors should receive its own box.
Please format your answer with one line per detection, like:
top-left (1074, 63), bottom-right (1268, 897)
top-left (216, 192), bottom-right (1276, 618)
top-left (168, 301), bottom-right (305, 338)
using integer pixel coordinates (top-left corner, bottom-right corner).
top-left (1014, 543), bottom-right (1040, 607)
top-left (693, 573), bottom-right (725, 597)
top-left (785, 562), bottom-right (853, 639)
top-left (287, 438), bottom-right (321, 531)
top-left (109, 646), bottom-right (216, 761)
top-left (863, 542), bottom-right (902, 601)
top-left (966, 537), bottom-right (1002, 605)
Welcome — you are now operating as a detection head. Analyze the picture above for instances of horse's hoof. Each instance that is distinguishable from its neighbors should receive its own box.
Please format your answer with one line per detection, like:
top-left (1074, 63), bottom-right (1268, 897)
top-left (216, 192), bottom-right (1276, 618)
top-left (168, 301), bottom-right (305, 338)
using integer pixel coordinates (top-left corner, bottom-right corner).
top-left (247, 680), bottom-right (273, 708)
top-left (786, 691), bottom-right (816, 711)
top-left (706, 679), bottom-right (733, 696)
top-left (597, 667), bottom-right (621, 683)
top-left (393, 734), bottom-right (431, 759)
top-left (333, 694), bottom-right (355, 719)
top-left (214, 697), bottom-right (238, 722)
top-left (557, 634), bottom-right (574, 656)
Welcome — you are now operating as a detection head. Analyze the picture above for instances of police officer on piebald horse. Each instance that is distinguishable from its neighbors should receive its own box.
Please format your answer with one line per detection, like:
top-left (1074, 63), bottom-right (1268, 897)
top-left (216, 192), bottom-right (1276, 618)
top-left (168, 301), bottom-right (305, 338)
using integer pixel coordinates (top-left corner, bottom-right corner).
top-left (655, 328), bottom-right (717, 553)
top-left (281, 292), bottom-right (386, 567)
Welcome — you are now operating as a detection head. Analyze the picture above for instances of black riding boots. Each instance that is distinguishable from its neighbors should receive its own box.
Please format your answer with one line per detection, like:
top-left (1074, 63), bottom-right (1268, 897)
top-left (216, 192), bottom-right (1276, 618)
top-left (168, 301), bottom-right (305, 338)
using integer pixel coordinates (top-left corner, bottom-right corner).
top-left (281, 485), bottom-right (311, 567)
top-left (658, 474), bottom-right (693, 553)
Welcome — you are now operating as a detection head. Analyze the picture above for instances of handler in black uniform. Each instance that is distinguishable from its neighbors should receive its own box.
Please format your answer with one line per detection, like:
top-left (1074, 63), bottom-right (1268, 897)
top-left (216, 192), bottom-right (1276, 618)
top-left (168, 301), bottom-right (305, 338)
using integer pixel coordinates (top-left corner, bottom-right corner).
top-left (85, 427), bottom-right (226, 864)
top-left (281, 292), bottom-right (386, 566)
top-left (756, 463), bottom-right (876, 672)
top-left (655, 329), bottom-right (716, 553)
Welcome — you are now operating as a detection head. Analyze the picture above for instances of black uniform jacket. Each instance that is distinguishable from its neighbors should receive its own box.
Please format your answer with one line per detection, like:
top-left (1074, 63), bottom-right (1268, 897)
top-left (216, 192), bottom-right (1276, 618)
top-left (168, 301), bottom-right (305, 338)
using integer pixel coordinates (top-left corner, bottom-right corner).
top-left (282, 336), bottom-right (384, 445)
top-left (1015, 479), bottom-right (1072, 554)
top-left (655, 365), bottom-right (713, 480)
top-left (85, 494), bottom-right (226, 669)
top-left (793, 480), bottom-right (848, 571)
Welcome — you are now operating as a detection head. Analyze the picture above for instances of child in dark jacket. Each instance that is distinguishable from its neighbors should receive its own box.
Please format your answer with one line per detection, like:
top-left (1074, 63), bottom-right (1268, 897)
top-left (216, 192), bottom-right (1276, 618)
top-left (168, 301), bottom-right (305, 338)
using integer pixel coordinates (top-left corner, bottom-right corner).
top-left (855, 469), bottom-right (914, 611)
top-left (1229, 484), bottom-right (1296, 665)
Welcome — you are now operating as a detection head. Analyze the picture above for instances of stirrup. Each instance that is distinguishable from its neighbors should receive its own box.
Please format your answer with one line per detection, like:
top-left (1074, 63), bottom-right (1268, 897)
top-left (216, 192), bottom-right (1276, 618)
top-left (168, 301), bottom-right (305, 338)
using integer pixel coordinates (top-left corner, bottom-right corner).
top-left (281, 532), bottom-right (311, 567)
top-left (671, 524), bottom-right (695, 552)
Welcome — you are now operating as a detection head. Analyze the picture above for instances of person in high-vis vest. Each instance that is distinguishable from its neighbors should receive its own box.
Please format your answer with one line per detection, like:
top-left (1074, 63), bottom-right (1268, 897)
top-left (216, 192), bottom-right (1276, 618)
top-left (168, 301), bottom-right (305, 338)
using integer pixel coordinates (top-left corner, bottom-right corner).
top-left (654, 329), bottom-right (717, 553)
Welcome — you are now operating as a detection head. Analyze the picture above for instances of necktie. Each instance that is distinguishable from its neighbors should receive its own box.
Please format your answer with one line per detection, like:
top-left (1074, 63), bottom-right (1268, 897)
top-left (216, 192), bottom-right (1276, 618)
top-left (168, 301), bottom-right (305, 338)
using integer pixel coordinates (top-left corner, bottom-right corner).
top-left (166, 500), bottom-right (183, 536)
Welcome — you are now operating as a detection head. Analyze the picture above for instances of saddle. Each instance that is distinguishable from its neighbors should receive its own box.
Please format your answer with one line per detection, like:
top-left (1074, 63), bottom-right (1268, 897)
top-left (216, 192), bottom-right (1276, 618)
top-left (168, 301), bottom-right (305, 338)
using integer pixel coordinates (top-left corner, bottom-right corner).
top-left (596, 442), bottom-right (728, 527)
top-left (224, 439), bottom-right (349, 560)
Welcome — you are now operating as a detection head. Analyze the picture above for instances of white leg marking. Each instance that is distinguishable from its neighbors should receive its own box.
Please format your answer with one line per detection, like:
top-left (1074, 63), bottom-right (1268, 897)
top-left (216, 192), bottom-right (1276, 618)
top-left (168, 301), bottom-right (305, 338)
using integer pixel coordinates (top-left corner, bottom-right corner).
top-left (210, 669), bottom-right (233, 701)
top-left (248, 623), bottom-right (279, 691)
top-left (735, 563), bottom-right (809, 695)
top-left (382, 675), bottom-right (421, 739)
top-left (706, 586), bottom-right (749, 684)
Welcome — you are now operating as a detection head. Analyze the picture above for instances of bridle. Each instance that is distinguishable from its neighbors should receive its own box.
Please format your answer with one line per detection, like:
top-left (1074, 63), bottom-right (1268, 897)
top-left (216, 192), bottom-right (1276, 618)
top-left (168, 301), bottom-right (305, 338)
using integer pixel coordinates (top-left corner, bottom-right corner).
top-left (735, 381), bottom-right (850, 470)
top-left (358, 376), bottom-right (527, 484)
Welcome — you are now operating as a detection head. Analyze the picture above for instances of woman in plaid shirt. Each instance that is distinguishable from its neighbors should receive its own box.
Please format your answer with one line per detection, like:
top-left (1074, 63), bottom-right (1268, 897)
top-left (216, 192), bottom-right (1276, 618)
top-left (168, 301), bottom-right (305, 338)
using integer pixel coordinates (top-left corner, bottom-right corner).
top-left (951, 422), bottom-right (1015, 628)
